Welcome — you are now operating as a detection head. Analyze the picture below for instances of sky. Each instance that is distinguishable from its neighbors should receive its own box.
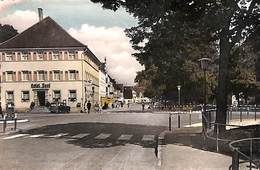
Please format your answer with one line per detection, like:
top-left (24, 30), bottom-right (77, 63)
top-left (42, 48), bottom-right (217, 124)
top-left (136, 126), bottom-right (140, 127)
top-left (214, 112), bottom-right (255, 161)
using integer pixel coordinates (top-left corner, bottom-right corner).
top-left (0, 0), bottom-right (144, 85)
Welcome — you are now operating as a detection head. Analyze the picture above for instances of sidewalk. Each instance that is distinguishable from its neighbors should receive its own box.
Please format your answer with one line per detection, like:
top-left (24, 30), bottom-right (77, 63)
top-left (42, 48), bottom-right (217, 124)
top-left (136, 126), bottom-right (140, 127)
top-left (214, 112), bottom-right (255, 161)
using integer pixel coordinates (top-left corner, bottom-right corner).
top-left (160, 127), bottom-right (232, 170)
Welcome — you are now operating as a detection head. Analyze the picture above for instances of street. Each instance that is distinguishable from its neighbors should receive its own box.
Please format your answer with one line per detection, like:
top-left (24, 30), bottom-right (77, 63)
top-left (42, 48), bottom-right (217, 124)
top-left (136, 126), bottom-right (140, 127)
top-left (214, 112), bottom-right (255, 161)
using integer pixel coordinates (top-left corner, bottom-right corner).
top-left (0, 104), bottom-right (203, 170)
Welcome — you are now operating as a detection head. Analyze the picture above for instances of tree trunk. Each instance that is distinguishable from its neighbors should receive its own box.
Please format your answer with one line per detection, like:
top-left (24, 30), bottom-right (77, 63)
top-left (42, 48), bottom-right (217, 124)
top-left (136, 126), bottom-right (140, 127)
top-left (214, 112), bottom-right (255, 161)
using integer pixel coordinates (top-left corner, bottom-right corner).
top-left (215, 30), bottom-right (232, 134)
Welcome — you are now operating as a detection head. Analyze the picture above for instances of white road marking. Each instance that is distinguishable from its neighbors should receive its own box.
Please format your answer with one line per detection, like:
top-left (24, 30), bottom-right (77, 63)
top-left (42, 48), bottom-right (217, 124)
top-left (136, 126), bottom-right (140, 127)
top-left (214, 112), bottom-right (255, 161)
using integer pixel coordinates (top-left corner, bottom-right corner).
top-left (142, 135), bottom-right (155, 141)
top-left (27, 134), bottom-right (45, 138)
top-left (71, 133), bottom-right (90, 139)
top-left (47, 133), bottom-right (68, 138)
top-left (118, 134), bottom-right (133, 141)
top-left (94, 133), bottom-right (111, 140)
top-left (3, 134), bottom-right (29, 140)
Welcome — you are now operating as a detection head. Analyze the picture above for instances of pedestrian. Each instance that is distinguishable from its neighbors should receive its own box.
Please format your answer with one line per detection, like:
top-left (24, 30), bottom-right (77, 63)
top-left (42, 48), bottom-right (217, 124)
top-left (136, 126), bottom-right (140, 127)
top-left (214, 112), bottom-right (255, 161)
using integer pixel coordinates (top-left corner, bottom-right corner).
top-left (30, 101), bottom-right (35, 111)
top-left (127, 102), bottom-right (130, 108)
top-left (87, 101), bottom-right (91, 114)
top-left (94, 102), bottom-right (99, 113)
top-left (0, 102), bottom-right (3, 118)
top-left (142, 102), bottom-right (145, 111)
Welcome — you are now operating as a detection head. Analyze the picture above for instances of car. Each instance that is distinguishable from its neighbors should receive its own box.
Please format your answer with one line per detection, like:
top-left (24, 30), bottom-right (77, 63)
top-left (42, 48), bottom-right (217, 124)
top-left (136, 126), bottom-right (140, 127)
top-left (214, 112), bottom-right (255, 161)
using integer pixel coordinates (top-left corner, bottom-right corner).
top-left (50, 102), bottom-right (70, 113)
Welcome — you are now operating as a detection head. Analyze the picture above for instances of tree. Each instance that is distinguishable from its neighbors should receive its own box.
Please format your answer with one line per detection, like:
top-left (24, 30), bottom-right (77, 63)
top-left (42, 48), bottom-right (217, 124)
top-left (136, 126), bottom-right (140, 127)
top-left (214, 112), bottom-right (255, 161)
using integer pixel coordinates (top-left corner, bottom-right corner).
top-left (0, 24), bottom-right (18, 43)
top-left (91, 0), bottom-right (260, 133)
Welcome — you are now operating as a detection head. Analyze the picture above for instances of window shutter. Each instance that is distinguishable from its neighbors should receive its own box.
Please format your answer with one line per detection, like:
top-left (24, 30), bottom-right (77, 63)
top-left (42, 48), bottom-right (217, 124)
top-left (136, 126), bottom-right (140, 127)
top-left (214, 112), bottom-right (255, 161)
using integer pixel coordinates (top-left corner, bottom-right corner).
top-left (13, 72), bottom-right (16, 81)
top-left (1, 53), bottom-right (4, 61)
top-left (17, 53), bottom-right (21, 61)
top-left (59, 51), bottom-right (63, 60)
top-left (65, 71), bottom-right (68, 80)
top-left (45, 71), bottom-right (48, 81)
top-left (2, 72), bottom-right (6, 82)
top-left (28, 52), bottom-right (32, 61)
top-left (49, 52), bottom-right (52, 60)
top-left (18, 71), bottom-right (21, 81)
top-left (50, 71), bottom-right (53, 81)
top-left (29, 71), bottom-right (32, 81)
top-left (33, 52), bottom-right (37, 60)
top-left (64, 52), bottom-right (68, 60)
top-left (76, 71), bottom-right (79, 80)
top-left (43, 52), bottom-right (47, 60)
top-left (33, 71), bottom-right (37, 81)
top-left (75, 52), bottom-right (79, 60)
top-left (12, 53), bottom-right (16, 61)
top-left (60, 71), bottom-right (63, 80)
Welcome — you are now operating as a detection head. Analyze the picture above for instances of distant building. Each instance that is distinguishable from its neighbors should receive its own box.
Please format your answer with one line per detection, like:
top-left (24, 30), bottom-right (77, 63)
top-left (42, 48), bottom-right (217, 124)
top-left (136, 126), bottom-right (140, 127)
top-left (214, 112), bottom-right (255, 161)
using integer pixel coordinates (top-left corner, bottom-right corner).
top-left (0, 11), bottom-right (101, 112)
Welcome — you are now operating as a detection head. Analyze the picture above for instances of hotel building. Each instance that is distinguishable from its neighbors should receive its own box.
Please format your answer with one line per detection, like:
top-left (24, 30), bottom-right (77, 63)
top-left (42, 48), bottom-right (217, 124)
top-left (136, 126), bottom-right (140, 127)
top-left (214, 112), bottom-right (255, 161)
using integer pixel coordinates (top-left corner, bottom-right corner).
top-left (0, 14), bottom-right (101, 112)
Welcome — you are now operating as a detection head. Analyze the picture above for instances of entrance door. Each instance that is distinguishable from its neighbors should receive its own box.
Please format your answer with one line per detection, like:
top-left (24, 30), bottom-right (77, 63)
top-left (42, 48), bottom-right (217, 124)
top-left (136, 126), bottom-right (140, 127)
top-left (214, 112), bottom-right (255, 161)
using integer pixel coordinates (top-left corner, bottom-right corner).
top-left (37, 91), bottom-right (45, 106)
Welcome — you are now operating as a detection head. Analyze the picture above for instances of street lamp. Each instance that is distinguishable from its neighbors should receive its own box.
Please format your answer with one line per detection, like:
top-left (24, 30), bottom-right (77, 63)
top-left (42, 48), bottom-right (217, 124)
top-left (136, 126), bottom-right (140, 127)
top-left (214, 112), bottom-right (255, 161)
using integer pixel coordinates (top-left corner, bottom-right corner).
top-left (198, 57), bottom-right (211, 134)
top-left (177, 85), bottom-right (181, 128)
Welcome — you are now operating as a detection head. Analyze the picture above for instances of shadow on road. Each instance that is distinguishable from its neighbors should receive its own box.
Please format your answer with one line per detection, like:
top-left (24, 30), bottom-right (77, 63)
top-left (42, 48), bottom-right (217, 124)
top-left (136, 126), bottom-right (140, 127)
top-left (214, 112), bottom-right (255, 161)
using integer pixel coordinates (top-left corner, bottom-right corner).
top-left (23, 122), bottom-right (167, 149)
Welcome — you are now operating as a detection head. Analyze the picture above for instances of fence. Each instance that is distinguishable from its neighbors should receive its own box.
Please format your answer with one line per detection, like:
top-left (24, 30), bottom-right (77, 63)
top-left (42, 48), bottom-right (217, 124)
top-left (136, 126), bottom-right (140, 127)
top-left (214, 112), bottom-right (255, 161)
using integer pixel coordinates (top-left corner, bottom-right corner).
top-left (204, 108), bottom-right (260, 170)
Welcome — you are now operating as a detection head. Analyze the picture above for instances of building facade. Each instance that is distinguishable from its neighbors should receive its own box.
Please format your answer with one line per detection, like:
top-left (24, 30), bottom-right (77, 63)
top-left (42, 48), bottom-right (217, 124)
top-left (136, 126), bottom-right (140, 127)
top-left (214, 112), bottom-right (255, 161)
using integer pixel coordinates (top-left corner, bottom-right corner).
top-left (0, 16), bottom-right (101, 112)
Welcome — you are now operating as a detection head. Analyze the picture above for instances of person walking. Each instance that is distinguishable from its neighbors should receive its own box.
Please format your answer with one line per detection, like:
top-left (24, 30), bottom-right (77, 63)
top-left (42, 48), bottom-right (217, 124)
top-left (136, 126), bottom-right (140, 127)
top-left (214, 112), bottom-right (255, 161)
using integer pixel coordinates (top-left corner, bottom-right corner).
top-left (142, 102), bottom-right (145, 111)
top-left (87, 101), bottom-right (91, 114)
top-left (0, 102), bottom-right (3, 118)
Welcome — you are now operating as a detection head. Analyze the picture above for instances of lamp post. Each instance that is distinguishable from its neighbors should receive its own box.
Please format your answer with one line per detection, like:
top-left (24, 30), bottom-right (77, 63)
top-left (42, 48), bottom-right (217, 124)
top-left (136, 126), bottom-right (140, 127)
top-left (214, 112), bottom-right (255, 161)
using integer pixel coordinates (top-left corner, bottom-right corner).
top-left (198, 57), bottom-right (211, 134)
top-left (177, 85), bottom-right (181, 128)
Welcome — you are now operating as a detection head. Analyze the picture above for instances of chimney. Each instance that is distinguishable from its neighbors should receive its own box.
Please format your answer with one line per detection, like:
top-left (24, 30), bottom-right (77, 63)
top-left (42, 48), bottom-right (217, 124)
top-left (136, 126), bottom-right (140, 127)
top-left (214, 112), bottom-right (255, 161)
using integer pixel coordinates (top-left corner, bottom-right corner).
top-left (38, 8), bottom-right (43, 21)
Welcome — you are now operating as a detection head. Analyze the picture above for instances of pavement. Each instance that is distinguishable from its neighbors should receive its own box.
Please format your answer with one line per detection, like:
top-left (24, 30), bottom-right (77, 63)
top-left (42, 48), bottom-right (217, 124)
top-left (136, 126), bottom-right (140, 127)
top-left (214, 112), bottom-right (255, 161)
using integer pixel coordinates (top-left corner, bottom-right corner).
top-left (159, 127), bottom-right (232, 170)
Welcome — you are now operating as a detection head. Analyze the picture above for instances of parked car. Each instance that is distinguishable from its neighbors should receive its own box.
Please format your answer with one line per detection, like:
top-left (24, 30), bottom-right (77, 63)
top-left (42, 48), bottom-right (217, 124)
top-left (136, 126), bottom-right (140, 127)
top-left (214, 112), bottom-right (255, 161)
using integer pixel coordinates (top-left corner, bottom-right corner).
top-left (50, 102), bottom-right (70, 113)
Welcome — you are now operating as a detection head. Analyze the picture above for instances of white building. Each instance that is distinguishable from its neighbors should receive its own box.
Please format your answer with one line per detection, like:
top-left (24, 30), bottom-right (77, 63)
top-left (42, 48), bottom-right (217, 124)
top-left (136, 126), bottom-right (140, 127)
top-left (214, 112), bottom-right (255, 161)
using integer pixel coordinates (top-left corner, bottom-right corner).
top-left (0, 14), bottom-right (101, 112)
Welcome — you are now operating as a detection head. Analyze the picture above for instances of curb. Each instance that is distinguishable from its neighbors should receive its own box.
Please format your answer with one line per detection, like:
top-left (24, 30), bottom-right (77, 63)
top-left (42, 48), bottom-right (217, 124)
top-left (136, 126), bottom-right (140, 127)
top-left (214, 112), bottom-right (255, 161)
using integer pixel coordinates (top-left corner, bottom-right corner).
top-left (157, 130), bottom-right (169, 168)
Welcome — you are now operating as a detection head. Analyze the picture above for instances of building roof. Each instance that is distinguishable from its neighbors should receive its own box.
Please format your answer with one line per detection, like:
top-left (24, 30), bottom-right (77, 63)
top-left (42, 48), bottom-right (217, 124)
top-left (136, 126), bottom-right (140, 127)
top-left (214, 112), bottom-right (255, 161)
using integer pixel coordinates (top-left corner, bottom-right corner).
top-left (0, 17), bottom-right (86, 49)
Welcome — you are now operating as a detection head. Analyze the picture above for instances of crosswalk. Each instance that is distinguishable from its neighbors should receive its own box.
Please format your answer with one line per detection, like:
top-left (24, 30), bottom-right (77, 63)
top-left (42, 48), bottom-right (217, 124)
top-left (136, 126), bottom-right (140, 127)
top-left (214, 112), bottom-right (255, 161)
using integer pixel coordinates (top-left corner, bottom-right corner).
top-left (1, 132), bottom-right (156, 142)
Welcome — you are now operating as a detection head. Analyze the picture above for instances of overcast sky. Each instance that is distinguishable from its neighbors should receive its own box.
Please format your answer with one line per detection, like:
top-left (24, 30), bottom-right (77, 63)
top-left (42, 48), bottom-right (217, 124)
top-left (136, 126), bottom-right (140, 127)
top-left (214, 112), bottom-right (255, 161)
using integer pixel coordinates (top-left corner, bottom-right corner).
top-left (0, 0), bottom-right (144, 85)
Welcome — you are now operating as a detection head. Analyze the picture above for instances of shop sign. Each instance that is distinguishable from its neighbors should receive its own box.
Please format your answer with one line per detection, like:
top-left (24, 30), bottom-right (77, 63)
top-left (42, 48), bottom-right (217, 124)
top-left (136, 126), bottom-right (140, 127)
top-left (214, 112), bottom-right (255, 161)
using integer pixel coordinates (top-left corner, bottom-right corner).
top-left (31, 83), bottom-right (50, 89)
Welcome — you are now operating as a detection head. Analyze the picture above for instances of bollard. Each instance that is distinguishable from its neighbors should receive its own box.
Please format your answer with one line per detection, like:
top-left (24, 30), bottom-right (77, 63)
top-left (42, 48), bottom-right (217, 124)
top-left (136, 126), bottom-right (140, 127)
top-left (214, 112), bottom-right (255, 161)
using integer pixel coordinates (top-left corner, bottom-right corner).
top-left (3, 115), bottom-right (6, 133)
top-left (240, 108), bottom-right (242, 122)
top-left (255, 104), bottom-right (257, 121)
top-left (169, 113), bottom-right (172, 131)
top-left (250, 139), bottom-right (253, 170)
top-left (189, 111), bottom-right (191, 127)
top-left (247, 106), bottom-right (249, 119)
top-left (232, 149), bottom-right (239, 170)
top-left (216, 123), bottom-right (219, 153)
top-left (154, 135), bottom-right (158, 157)
top-left (230, 107), bottom-right (233, 120)
top-left (14, 113), bottom-right (17, 130)
top-left (178, 114), bottom-right (180, 128)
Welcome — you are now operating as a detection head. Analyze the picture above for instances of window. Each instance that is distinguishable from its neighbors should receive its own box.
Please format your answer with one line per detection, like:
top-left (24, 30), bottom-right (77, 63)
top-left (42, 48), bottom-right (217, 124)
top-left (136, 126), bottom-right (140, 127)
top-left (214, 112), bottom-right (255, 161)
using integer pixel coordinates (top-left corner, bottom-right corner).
top-left (37, 53), bottom-right (43, 60)
top-left (68, 90), bottom-right (76, 101)
top-left (6, 54), bottom-right (13, 61)
top-left (52, 53), bottom-right (59, 60)
top-left (53, 90), bottom-right (61, 101)
top-left (38, 71), bottom-right (45, 81)
top-left (22, 71), bottom-right (29, 81)
top-left (21, 53), bottom-right (28, 61)
top-left (68, 52), bottom-right (75, 60)
top-left (6, 91), bottom-right (14, 102)
top-left (21, 91), bottom-right (30, 101)
top-left (6, 71), bottom-right (13, 81)
top-left (53, 71), bottom-right (60, 80)
top-left (69, 70), bottom-right (76, 80)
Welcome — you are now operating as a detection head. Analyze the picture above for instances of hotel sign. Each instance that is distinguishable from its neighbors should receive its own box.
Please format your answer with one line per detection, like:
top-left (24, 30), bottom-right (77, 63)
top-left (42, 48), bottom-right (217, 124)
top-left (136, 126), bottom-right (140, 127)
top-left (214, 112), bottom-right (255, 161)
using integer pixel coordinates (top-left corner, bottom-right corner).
top-left (31, 83), bottom-right (50, 89)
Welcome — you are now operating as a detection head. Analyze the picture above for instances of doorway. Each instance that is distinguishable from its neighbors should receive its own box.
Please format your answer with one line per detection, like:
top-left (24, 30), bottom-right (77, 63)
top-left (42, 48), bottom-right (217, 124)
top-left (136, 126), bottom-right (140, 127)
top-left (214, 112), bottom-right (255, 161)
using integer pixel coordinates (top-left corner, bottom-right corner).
top-left (37, 91), bottom-right (45, 106)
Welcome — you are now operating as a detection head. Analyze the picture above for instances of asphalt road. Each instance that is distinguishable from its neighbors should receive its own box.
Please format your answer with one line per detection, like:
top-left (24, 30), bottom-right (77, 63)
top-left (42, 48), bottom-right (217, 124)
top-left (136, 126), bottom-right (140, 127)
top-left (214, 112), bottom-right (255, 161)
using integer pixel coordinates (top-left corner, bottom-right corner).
top-left (0, 105), bottom-right (203, 170)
